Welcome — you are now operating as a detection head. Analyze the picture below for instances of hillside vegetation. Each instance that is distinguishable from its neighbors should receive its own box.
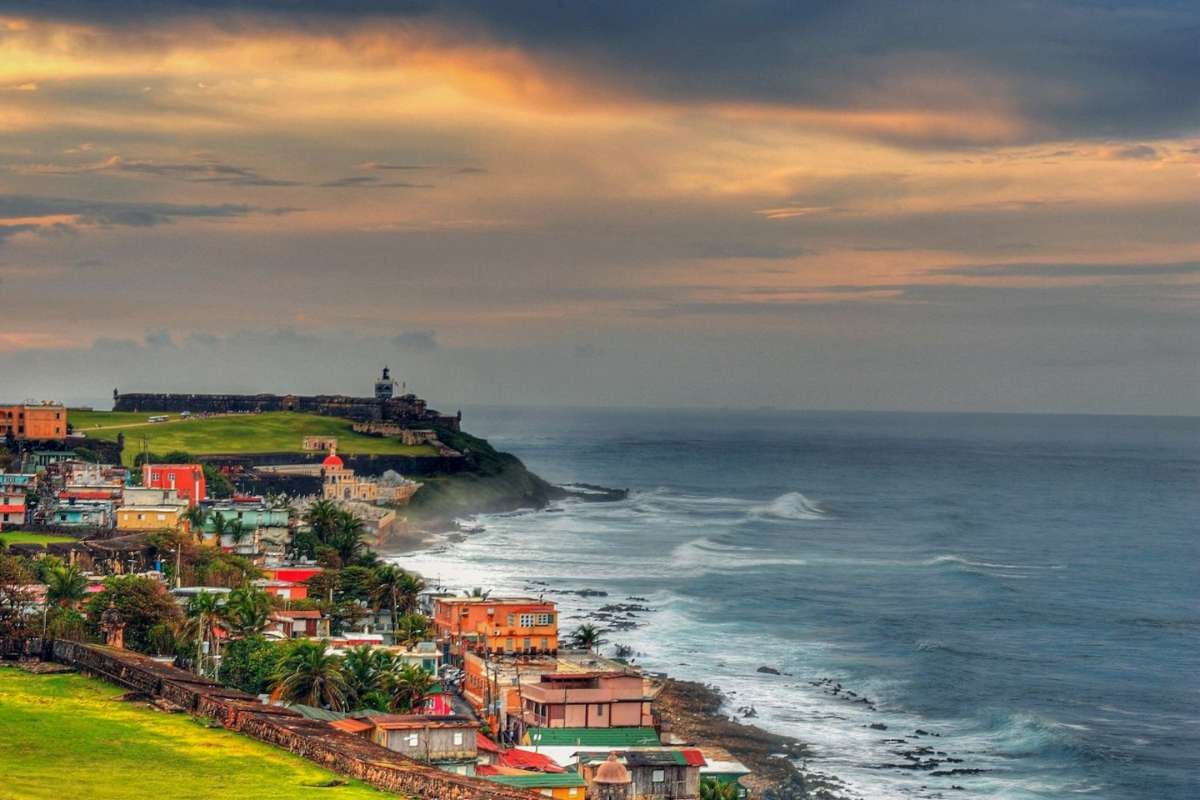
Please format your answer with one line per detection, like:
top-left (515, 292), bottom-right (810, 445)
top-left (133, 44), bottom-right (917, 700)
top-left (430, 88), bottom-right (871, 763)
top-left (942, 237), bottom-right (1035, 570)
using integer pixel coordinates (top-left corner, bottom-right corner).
top-left (0, 667), bottom-right (383, 800)
top-left (69, 410), bottom-right (437, 466)
top-left (405, 427), bottom-right (565, 520)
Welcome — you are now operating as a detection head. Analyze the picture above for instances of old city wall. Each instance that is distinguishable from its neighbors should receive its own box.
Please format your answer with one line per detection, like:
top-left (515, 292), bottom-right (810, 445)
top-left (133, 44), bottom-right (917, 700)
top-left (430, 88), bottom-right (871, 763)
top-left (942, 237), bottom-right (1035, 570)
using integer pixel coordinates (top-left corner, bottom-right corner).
top-left (1, 638), bottom-right (538, 800)
top-left (213, 452), bottom-right (467, 476)
top-left (113, 393), bottom-right (460, 431)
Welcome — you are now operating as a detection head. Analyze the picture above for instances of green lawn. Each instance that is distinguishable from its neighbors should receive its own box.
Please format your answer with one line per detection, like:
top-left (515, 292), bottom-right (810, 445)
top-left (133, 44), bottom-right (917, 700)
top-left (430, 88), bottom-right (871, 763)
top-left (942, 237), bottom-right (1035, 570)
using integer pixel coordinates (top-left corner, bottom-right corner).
top-left (68, 410), bottom-right (438, 467)
top-left (0, 532), bottom-right (78, 547)
top-left (0, 667), bottom-right (385, 800)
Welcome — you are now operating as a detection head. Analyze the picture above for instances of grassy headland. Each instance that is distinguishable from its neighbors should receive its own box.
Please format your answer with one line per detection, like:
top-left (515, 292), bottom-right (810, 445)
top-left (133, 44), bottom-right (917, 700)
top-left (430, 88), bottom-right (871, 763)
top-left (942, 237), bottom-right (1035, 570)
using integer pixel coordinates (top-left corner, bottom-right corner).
top-left (404, 427), bottom-right (566, 521)
top-left (0, 667), bottom-right (383, 800)
top-left (69, 410), bottom-right (437, 467)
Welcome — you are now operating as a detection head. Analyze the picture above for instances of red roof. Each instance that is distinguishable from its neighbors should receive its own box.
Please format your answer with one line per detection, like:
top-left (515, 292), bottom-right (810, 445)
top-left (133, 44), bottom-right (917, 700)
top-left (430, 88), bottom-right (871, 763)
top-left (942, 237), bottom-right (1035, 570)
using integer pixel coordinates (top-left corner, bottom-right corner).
top-left (0, 504), bottom-right (25, 514)
top-left (680, 749), bottom-right (707, 767)
top-left (476, 765), bottom-right (500, 776)
top-left (273, 609), bottom-right (321, 619)
top-left (322, 453), bottom-right (344, 468)
top-left (330, 718), bottom-right (373, 734)
top-left (271, 568), bottom-right (323, 582)
top-left (476, 732), bottom-right (502, 753)
top-left (59, 490), bottom-right (113, 500)
top-left (499, 749), bottom-right (565, 773)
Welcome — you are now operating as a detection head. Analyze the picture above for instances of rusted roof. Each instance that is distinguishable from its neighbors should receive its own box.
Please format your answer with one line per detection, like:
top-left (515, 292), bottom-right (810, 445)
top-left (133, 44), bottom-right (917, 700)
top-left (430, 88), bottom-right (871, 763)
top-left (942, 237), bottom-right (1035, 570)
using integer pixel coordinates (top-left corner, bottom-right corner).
top-left (272, 609), bottom-right (322, 619)
top-left (330, 718), bottom-right (374, 734)
top-left (367, 713), bottom-right (478, 730)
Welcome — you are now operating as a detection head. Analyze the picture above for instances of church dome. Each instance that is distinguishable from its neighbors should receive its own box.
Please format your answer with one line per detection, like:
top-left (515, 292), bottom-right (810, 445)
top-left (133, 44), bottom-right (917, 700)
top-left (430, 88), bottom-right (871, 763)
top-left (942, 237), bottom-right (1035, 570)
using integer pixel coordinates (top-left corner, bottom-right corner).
top-left (322, 453), bottom-right (344, 469)
top-left (592, 754), bottom-right (631, 784)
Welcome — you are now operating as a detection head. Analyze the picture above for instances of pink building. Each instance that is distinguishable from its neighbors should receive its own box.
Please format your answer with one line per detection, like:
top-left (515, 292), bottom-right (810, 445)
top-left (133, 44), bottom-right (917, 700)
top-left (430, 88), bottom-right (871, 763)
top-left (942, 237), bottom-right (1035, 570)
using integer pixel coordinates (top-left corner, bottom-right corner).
top-left (142, 464), bottom-right (206, 507)
top-left (521, 672), bottom-right (654, 729)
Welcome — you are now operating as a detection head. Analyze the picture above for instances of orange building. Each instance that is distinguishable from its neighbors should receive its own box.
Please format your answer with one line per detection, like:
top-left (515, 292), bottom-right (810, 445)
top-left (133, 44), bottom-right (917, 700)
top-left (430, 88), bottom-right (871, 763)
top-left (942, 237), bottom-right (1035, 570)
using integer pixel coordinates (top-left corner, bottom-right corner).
top-left (0, 403), bottom-right (67, 441)
top-left (433, 596), bottom-right (558, 658)
top-left (142, 464), bottom-right (206, 507)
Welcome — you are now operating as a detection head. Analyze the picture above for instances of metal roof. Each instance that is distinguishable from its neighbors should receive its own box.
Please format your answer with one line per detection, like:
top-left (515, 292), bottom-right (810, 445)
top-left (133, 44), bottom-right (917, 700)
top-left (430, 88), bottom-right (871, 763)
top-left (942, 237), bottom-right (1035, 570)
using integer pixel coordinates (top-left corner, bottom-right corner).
top-left (525, 727), bottom-right (661, 747)
top-left (485, 773), bottom-right (587, 789)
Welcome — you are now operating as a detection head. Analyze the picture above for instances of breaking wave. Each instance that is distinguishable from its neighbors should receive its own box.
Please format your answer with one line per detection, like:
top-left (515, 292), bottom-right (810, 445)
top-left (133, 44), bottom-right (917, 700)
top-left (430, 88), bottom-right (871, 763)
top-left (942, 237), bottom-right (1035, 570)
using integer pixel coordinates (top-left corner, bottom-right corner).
top-left (752, 492), bottom-right (828, 520)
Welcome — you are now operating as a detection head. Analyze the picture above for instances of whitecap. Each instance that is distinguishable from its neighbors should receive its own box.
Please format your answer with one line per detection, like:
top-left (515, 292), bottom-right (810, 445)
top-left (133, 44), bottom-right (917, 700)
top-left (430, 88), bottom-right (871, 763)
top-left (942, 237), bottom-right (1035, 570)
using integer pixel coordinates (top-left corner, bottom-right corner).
top-left (750, 491), bottom-right (828, 521)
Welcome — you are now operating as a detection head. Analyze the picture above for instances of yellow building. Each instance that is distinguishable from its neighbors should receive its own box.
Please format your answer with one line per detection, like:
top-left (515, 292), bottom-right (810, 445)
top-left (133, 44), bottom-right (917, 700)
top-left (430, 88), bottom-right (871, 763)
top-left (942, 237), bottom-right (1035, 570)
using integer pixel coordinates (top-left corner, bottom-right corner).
top-left (116, 505), bottom-right (187, 532)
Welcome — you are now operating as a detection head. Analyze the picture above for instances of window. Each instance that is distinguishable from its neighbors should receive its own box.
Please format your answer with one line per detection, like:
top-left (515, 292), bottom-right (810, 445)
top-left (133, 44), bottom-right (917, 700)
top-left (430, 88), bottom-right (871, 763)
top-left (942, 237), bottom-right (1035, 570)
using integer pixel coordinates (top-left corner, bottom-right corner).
top-left (452, 732), bottom-right (464, 745)
top-left (595, 704), bottom-right (605, 716)
top-left (519, 613), bottom-right (535, 627)
top-left (406, 733), bottom-right (420, 747)
top-left (537, 613), bottom-right (554, 625)
top-left (507, 613), bottom-right (514, 625)
top-left (569, 790), bottom-right (579, 797)
top-left (652, 770), bottom-right (665, 783)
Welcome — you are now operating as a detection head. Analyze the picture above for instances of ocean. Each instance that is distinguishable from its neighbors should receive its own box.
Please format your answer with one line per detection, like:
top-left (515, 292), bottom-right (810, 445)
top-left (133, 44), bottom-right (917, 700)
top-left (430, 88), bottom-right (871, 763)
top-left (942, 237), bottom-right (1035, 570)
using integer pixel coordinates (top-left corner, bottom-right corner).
top-left (397, 408), bottom-right (1199, 800)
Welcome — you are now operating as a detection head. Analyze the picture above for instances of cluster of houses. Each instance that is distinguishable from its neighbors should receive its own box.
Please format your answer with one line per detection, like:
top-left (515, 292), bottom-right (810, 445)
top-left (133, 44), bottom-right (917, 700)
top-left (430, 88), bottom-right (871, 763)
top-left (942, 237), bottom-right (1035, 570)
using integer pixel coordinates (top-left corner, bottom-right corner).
top-left (295, 592), bottom-right (753, 800)
top-left (2, 399), bottom-right (753, 800)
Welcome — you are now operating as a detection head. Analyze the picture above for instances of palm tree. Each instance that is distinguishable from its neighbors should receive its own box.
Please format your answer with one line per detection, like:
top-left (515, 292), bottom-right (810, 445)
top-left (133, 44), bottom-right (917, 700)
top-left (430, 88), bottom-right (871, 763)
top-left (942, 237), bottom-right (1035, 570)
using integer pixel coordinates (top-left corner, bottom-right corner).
top-left (571, 623), bottom-right (604, 653)
top-left (303, 500), bottom-right (341, 541)
top-left (384, 662), bottom-right (435, 713)
top-left (370, 564), bottom-right (404, 627)
top-left (270, 640), bottom-right (349, 710)
top-left (223, 585), bottom-right (271, 638)
top-left (700, 778), bottom-right (740, 800)
top-left (393, 613), bottom-right (430, 648)
top-left (208, 511), bottom-right (230, 546)
top-left (45, 564), bottom-right (87, 609)
top-left (226, 519), bottom-right (249, 547)
top-left (184, 591), bottom-right (225, 677)
top-left (462, 587), bottom-right (491, 599)
top-left (329, 512), bottom-right (365, 563)
top-left (342, 644), bottom-right (395, 706)
top-left (371, 565), bottom-right (424, 635)
top-left (182, 505), bottom-right (208, 541)
top-left (396, 571), bottom-right (425, 616)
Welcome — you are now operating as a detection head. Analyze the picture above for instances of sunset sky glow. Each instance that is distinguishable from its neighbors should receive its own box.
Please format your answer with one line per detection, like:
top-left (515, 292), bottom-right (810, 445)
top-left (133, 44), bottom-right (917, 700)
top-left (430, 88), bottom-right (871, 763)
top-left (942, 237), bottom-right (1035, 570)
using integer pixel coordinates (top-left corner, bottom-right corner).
top-left (1, 2), bottom-right (1197, 413)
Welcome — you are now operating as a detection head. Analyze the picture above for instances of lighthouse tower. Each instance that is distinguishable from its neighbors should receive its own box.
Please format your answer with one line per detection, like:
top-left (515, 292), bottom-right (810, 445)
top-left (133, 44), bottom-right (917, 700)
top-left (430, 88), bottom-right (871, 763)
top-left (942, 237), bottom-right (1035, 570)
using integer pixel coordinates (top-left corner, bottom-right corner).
top-left (374, 366), bottom-right (396, 400)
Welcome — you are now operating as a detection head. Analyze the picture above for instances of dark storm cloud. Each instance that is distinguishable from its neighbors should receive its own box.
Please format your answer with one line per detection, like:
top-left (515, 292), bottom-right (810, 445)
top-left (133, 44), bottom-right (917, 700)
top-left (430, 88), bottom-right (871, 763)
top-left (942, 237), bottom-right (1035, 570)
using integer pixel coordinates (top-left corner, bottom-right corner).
top-left (687, 241), bottom-right (814, 260)
top-left (6, 1), bottom-right (1198, 142)
top-left (0, 194), bottom-right (294, 239)
top-left (1100, 144), bottom-right (1162, 160)
top-left (933, 261), bottom-right (1200, 278)
top-left (318, 176), bottom-right (434, 188)
top-left (10, 156), bottom-right (300, 186)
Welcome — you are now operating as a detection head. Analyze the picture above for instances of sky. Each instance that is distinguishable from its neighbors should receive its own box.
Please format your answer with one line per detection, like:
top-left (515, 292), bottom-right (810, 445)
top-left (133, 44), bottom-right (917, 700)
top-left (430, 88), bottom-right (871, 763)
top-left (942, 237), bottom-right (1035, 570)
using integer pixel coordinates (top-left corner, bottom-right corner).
top-left (0, 1), bottom-right (1197, 415)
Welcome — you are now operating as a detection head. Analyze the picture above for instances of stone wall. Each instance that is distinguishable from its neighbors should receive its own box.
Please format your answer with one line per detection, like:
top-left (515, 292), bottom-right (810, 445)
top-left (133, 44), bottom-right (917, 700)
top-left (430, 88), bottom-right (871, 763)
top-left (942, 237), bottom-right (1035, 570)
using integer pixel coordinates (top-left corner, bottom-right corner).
top-left (1, 637), bottom-right (537, 800)
top-left (212, 451), bottom-right (467, 476)
top-left (113, 392), bottom-right (460, 431)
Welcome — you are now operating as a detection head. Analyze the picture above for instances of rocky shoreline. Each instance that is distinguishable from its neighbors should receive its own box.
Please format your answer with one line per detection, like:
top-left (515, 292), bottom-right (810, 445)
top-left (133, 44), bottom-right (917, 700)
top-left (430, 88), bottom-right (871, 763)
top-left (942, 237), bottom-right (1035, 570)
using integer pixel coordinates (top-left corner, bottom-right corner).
top-left (655, 678), bottom-right (857, 800)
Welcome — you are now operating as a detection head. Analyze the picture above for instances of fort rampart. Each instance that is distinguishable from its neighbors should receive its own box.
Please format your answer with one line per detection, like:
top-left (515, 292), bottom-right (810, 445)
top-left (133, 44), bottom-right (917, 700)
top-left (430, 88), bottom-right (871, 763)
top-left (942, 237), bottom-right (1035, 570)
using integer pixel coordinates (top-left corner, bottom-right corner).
top-left (0, 638), bottom-right (537, 800)
top-left (113, 392), bottom-right (461, 431)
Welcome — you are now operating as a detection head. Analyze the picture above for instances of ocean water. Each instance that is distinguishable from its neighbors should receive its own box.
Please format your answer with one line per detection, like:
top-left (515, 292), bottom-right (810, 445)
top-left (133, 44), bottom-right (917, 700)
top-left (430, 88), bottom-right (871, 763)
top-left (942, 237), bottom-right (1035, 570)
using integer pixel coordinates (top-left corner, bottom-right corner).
top-left (397, 408), bottom-right (1200, 800)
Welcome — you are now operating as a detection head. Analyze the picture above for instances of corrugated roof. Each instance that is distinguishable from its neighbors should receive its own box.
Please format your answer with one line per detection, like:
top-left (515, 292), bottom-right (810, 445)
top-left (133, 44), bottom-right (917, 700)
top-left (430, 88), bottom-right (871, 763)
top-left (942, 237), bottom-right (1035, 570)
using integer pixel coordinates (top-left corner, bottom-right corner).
top-left (330, 718), bottom-right (373, 734)
top-left (525, 727), bottom-right (661, 747)
top-left (499, 748), bottom-right (565, 773)
top-left (485, 772), bottom-right (587, 789)
top-left (576, 749), bottom-right (706, 768)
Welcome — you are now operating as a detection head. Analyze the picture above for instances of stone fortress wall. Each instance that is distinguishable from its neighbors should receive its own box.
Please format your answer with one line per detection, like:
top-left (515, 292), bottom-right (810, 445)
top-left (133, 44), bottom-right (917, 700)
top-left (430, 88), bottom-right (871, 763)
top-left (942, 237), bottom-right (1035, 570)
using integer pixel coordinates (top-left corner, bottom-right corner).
top-left (112, 368), bottom-right (461, 431)
top-left (1, 637), bottom-right (538, 800)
